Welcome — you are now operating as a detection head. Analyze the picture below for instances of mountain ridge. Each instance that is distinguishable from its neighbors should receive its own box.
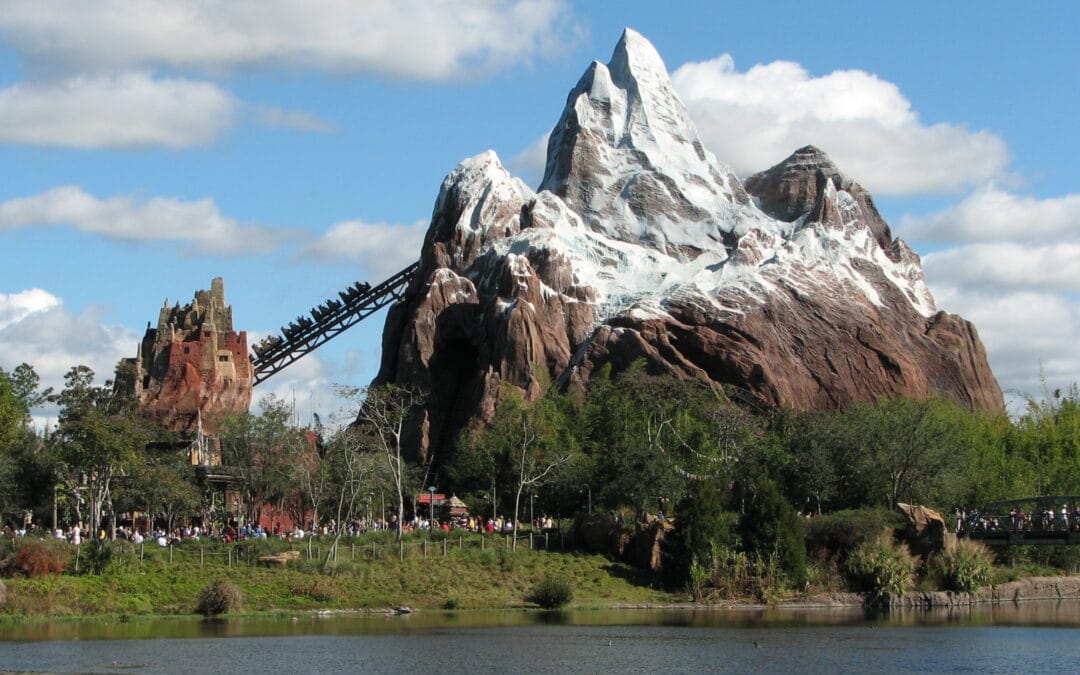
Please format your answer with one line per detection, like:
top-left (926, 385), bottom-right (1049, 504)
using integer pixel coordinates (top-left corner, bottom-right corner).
top-left (374, 29), bottom-right (1003, 464)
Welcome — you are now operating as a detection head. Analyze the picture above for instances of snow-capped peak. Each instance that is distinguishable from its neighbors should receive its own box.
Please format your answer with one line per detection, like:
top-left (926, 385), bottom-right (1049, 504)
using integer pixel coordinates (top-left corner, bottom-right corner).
top-left (540, 29), bottom-right (759, 258)
top-left (428, 30), bottom-right (937, 327)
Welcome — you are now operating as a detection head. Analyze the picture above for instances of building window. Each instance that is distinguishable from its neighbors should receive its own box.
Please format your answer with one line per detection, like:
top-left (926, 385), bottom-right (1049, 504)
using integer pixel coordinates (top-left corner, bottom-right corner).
top-left (184, 347), bottom-right (190, 354)
top-left (218, 355), bottom-right (229, 362)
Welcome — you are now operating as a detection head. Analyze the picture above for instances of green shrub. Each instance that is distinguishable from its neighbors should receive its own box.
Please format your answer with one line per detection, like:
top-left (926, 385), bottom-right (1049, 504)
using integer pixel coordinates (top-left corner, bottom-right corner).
top-left (805, 509), bottom-right (906, 562)
top-left (526, 574), bottom-right (574, 609)
top-left (737, 479), bottom-right (807, 588)
top-left (196, 580), bottom-right (243, 616)
top-left (441, 597), bottom-right (460, 610)
top-left (929, 539), bottom-right (994, 592)
top-left (845, 534), bottom-right (917, 604)
top-left (664, 480), bottom-right (738, 587)
top-left (82, 542), bottom-right (114, 575)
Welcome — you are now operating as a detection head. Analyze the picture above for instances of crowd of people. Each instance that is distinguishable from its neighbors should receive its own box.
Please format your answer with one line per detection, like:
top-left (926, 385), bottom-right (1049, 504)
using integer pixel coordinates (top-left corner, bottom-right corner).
top-left (955, 504), bottom-right (1080, 534)
top-left (2, 512), bottom-right (559, 545)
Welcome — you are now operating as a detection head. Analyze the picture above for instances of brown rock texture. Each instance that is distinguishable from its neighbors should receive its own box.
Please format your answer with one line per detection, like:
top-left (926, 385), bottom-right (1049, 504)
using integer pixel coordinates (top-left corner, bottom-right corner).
top-left (898, 503), bottom-right (948, 556)
top-left (373, 29), bottom-right (1003, 465)
top-left (116, 277), bottom-right (252, 434)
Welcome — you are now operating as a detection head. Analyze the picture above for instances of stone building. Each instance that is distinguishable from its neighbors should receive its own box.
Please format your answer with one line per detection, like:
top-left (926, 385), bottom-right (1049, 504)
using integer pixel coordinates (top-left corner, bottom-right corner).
top-left (116, 277), bottom-right (253, 434)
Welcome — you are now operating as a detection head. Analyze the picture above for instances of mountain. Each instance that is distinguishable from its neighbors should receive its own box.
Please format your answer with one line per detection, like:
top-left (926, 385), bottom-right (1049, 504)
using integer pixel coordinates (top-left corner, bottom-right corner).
top-left (374, 29), bottom-right (1003, 464)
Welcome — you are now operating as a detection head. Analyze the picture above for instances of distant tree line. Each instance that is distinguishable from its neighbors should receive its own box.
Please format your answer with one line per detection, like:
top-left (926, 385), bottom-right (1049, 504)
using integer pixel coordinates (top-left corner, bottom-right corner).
top-left (2, 359), bottom-right (1079, 562)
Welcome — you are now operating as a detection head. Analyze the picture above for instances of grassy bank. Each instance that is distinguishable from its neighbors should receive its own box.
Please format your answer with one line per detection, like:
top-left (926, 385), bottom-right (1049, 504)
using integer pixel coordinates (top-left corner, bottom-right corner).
top-left (0, 533), bottom-right (677, 618)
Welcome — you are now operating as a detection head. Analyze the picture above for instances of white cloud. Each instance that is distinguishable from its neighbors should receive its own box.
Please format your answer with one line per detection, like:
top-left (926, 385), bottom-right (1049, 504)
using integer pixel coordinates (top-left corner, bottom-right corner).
top-left (251, 351), bottom-right (358, 428)
top-left (929, 287), bottom-right (1080, 401)
top-left (899, 186), bottom-right (1080, 244)
top-left (256, 106), bottom-right (336, 133)
top-left (670, 55), bottom-right (1009, 195)
top-left (0, 288), bottom-right (61, 329)
top-left (298, 219), bottom-right (427, 278)
top-left (509, 134), bottom-right (550, 189)
top-left (924, 243), bottom-right (1080, 294)
top-left (0, 0), bottom-right (576, 81)
top-left (0, 186), bottom-right (286, 255)
top-left (0, 72), bottom-right (237, 148)
top-left (0, 291), bottom-right (139, 419)
top-left (907, 187), bottom-right (1080, 400)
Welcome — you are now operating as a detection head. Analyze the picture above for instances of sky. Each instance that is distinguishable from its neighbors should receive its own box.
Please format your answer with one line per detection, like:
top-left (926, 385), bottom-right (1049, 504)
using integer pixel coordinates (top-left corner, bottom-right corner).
top-left (0, 1), bottom-right (1077, 425)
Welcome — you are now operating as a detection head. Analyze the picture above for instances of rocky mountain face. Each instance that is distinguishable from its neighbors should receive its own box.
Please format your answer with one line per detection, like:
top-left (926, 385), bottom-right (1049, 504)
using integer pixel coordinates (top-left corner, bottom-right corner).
top-left (116, 277), bottom-right (252, 434)
top-left (375, 29), bottom-right (1003, 464)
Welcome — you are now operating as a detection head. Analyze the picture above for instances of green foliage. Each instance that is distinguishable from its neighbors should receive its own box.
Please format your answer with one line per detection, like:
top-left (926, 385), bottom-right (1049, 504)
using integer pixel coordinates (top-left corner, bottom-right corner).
top-left (525, 574), bottom-right (574, 609)
top-left (1011, 384), bottom-right (1080, 497)
top-left (664, 480), bottom-right (737, 586)
top-left (736, 479), bottom-right (807, 588)
top-left (81, 542), bottom-right (115, 575)
top-left (196, 579), bottom-right (243, 616)
top-left (50, 365), bottom-right (151, 531)
top-left (218, 396), bottom-right (313, 528)
top-left (845, 534), bottom-right (917, 604)
top-left (929, 539), bottom-right (994, 593)
top-left (805, 509), bottom-right (906, 562)
top-left (582, 363), bottom-right (725, 513)
top-left (450, 379), bottom-right (574, 535)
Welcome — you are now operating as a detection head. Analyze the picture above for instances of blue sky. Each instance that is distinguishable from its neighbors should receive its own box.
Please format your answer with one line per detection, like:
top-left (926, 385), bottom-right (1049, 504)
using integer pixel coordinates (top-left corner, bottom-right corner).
top-left (0, 1), bottom-right (1077, 422)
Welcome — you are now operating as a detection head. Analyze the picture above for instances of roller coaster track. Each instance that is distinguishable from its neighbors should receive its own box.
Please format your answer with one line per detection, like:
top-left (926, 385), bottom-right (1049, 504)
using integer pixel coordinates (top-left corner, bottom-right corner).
top-left (250, 262), bottom-right (419, 386)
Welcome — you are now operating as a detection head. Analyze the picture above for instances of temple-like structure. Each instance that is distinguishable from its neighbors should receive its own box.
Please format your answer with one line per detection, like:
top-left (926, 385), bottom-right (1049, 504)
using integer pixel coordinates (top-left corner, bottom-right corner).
top-left (116, 277), bottom-right (252, 435)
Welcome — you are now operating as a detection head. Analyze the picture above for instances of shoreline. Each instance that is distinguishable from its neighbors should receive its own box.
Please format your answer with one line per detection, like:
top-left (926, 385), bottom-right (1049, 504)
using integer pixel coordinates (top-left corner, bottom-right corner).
top-left (3, 577), bottom-right (1080, 626)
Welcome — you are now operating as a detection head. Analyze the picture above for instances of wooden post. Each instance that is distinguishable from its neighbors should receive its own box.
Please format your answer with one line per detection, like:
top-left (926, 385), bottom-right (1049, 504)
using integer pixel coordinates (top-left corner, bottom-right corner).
top-left (443, 539), bottom-right (447, 557)
top-left (170, 544), bottom-right (174, 565)
top-left (75, 544), bottom-right (80, 573)
top-left (529, 533), bottom-right (533, 550)
top-left (458, 536), bottom-right (463, 550)
top-left (399, 541), bottom-right (404, 560)
top-left (423, 540), bottom-right (428, 558)
top-left (200, 546), bottom-right (204, 567)
top-left (140, 543), bottom-right (145, 562)
top-left (481, 536), bottom-right (485, 551)
top-left (351, 544), bottom-right (355, 560)
top-left (545, 532), bottom-right (549, 550)
top-left (505, 535), bottom-right (510, 550)
top-left (373, 541), bottom-right (377, 560)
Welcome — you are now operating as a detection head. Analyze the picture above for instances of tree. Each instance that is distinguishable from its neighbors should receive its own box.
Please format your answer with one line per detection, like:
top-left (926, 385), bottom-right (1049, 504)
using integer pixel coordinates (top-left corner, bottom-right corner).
top-left (344, 384), bottom-right (426, 542)
top-left (319, 424), bottom-right (385, 565)
top-left (50, 365), bottom-right (148, 537)
top-left (217, 396), bottom-right (308, 529)
top-left (460, 383), bottom-right (573, 548)
top-left (1014, 384), bottom-right (1080, 496)
top-left (736, 478), bottom-right (807, 587)
top-left (665, 479), bottom-right (736, 586)
top-left (583, 363), bottom-right (722, 514)
top-left (855, 397), bottom-right (973, 508)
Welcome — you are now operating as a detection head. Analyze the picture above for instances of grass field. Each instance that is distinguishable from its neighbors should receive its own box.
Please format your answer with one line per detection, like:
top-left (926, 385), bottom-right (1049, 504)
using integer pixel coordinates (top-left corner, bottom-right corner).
top-left (0, 532), bottom-right (679, 618)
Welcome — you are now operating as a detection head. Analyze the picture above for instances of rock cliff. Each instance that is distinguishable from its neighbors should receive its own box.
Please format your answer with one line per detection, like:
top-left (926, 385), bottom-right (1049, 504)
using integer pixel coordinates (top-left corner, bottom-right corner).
top-left (116, 277), bottom-right (252, 434)
top-left (375, 29), bottom-right (1003, 464)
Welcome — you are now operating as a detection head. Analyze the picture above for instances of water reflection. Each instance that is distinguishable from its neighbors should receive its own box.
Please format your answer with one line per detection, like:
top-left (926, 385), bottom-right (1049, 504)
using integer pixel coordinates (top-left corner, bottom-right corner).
top-left (3, 600), bottom-right (1080, 642)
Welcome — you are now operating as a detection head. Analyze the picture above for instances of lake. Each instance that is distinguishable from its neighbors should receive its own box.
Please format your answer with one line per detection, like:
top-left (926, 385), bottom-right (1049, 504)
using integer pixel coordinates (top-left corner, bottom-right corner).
top-left (3, 602), bottom-right (1079, 673)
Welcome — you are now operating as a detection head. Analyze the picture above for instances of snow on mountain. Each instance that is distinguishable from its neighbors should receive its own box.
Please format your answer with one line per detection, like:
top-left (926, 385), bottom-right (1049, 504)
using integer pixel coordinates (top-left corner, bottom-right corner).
top-left (376, 28), bottom-right (1002, 462)
top-left (439, 28), bottom-right (937, 329)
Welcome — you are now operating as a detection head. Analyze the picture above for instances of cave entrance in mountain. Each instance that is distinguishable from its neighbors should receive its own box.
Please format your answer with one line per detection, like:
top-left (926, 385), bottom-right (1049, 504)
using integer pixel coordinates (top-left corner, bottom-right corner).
top-left (428, 336), bottom-right (482, 473)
